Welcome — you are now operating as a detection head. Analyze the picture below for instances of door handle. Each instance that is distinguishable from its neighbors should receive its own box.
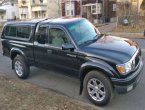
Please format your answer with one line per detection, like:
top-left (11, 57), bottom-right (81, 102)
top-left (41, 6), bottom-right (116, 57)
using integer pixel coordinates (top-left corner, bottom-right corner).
top-left (47, 50), bottom-right (52, 54)
top-left (67, 54), bottom-right (76, 58)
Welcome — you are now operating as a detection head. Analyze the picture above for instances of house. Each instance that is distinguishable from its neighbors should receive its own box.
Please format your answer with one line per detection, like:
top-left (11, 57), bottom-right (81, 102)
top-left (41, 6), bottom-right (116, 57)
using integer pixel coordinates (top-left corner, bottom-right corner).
top-left (61, 0), bottom-right (117, 23)
top-left (18, 0), bottom-right (60, 20)
top-left (18, 0), bottom-right (32, 19)
top-left (82, 0), bottom-right (117, 23)
top-left (61, 0), bottom-right (81, 17)
top-left (0, 0), bottom-right (19, 21)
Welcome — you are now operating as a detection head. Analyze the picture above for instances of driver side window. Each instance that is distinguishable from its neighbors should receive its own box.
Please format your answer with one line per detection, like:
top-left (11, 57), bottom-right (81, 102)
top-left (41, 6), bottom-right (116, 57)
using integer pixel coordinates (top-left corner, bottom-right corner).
top-left (36, 25), bottom-right (47, 44)
top-left (48, 28), bottom-right (69, 47)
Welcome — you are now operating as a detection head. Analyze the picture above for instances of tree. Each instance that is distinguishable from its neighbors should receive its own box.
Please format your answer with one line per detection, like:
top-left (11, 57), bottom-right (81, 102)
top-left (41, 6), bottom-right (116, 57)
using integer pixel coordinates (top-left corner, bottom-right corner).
top-left (0, 0), bottom-right (17, 6)
top-left (53, 0), bottom-right (61, 16)
top-left (141, 0), bottom-right (145, 9)
top-left (0, 0), bottom-right (7, 5)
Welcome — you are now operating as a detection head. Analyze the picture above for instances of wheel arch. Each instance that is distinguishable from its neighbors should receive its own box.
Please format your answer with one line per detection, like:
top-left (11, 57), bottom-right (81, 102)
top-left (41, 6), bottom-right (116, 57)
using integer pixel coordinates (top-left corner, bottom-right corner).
top-left (10, 48), bottom-right (28, 69)
top-left (79, 62), bottom-right (116, 95)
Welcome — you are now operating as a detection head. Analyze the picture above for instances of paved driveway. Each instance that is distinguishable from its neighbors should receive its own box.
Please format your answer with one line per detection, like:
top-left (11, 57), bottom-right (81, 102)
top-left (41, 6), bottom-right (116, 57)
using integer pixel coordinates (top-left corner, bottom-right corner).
top-left (0, 34), bottom-right (145, 109)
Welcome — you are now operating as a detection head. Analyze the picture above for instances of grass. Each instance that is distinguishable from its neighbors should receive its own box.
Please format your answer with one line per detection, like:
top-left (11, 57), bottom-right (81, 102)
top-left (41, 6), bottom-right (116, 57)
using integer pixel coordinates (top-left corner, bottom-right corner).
top-left (94, 23), bottom-right (109, 27)
top-left (109, 20), bottom-right (145, 38)
top-left (0, 75), bottom-right (100, 110)
top-left (112, 21), bottom-right (145, 33)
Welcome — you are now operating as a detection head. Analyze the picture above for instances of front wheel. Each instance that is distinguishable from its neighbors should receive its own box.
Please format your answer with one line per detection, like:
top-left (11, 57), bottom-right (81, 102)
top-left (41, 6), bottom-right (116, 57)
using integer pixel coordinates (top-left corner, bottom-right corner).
top-left (84, 70), bottom-right (113, 106)
top-left (13, 55), bottom-right (30, 79)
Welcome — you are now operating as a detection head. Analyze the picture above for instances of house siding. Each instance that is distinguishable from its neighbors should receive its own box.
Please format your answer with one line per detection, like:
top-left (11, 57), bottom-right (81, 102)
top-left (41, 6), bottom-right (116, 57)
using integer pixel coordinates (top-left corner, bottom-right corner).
top-left (75, 1), bottom-right (81, 16)
top-left (109, 1), bottom-right (116, 18)
top-left (61, 0), bottom-right (117, 22)
top-left (18, 0), bottom-right (60, 20)
top-left (62, 3), bottom-right (65, 16)
top-left (82, 0), bottom-right (117, 23)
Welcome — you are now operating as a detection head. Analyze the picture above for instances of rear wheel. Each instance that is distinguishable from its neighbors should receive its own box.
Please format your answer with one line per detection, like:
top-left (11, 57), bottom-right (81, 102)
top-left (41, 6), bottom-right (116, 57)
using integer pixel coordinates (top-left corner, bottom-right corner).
top-left (84, 70), bottom-right (113, 106)
top-left (13, 55), bottom-right (30, 79)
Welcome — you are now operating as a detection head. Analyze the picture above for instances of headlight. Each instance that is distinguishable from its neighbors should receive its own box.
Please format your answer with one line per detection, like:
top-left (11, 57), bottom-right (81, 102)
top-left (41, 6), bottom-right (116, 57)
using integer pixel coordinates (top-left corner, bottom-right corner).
top-left (125, 62), bottom-right (132, 73)
top-left (116, 61), bottom-right (132, 75)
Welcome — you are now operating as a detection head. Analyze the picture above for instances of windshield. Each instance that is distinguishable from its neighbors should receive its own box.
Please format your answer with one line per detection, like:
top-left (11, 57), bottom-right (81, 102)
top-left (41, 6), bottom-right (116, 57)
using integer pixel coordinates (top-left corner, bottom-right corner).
top-left (67, 19), bottom-right (99, 46)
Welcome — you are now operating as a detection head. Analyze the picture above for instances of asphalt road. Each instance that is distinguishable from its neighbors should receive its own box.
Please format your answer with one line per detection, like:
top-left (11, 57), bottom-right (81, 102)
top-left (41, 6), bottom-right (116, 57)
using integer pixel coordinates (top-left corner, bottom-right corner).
top-left (0, 34), bottom-right (145, 109)
top-left (98, 23), bottom-right (116, 33)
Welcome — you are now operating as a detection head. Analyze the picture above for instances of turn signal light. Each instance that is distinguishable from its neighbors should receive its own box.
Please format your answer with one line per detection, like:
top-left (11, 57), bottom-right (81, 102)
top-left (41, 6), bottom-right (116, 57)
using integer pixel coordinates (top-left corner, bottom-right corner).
top-left (116, 65), bottom-right (125, 74)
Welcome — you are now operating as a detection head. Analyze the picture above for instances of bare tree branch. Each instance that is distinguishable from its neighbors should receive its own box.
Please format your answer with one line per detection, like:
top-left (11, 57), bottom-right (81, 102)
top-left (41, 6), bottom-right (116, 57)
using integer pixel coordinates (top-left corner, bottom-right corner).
top-left (53, 0), bottom-right (61, 16)
top-left (0, 0), bottom-right (6, 5)
top-left (0, 0), bottom-right (17, 5)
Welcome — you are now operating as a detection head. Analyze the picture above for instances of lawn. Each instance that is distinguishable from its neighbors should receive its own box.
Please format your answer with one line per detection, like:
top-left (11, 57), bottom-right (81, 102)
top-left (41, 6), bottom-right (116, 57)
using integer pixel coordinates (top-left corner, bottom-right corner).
top-left (0, 75), bottom-right (100, 110)
top-left (112, 21), bottom-right (145, 33)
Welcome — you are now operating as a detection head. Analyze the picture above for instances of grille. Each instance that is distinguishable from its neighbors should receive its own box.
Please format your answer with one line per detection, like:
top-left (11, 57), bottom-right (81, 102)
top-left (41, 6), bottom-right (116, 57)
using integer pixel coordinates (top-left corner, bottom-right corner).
top-left (135, 49), bottom-right (141, 68)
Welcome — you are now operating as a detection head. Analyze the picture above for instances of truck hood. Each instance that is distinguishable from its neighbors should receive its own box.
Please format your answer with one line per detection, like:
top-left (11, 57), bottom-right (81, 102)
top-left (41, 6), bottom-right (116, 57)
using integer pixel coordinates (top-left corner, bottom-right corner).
top-left (81, 35), bottom-right (138, 64)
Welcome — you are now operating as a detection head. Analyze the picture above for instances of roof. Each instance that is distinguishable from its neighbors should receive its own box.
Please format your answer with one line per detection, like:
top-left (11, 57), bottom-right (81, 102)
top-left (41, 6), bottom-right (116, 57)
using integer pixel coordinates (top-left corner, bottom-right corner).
top-left (42, 17), bottom-right (84, 25)
top-left (5, 18), bottom-right (47, 25)
top-left (5, 17), bottom-right (84, 26)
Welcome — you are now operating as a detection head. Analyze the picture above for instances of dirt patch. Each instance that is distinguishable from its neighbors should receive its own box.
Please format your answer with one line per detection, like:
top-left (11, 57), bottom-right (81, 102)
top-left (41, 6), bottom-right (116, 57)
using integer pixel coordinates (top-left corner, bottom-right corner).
top-left (0, 75), bottom-right (100, 110)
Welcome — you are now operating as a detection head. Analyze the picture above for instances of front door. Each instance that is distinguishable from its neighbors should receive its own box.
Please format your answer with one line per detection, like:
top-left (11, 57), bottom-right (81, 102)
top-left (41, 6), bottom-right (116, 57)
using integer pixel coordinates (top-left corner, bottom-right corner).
top-left (34, 25), bottom-right (79, 75)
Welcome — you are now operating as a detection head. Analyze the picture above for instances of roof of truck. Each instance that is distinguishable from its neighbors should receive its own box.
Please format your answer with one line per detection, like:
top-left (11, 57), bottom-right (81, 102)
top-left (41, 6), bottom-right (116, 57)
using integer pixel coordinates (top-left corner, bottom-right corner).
top-left (4, 17), bottom-right (84, 26)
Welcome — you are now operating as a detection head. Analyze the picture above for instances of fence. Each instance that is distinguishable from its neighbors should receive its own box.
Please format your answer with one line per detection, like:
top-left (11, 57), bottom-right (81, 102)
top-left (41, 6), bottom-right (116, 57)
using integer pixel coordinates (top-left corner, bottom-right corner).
top-left (117, 14), bottom-right (139, 24)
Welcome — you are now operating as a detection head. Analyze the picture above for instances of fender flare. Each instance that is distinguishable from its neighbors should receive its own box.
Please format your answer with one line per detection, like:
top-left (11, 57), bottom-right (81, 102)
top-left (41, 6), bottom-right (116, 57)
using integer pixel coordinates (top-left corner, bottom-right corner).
top-left (79, 61), bottom-right (118, 95)
top-left (10, 48), bottom-right (28, 69)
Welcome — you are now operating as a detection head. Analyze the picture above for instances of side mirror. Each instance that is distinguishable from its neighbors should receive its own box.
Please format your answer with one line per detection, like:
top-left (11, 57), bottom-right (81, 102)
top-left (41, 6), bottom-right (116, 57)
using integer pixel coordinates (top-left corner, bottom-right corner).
top-left (62, 43), bottom-right (74, 50)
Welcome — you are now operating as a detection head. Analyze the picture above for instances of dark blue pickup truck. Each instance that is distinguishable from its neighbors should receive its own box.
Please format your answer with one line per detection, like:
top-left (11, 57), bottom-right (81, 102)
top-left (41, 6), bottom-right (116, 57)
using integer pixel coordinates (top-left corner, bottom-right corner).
top-left (1, 17), bottom-right (143, 106)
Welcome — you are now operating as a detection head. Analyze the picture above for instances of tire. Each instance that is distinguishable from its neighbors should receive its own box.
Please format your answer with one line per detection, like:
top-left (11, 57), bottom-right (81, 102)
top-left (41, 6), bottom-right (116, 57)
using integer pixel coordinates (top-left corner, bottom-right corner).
top-left (13, 55), bottom-right (30, 79)
top-left (83, 70), bottom-right (113, 106)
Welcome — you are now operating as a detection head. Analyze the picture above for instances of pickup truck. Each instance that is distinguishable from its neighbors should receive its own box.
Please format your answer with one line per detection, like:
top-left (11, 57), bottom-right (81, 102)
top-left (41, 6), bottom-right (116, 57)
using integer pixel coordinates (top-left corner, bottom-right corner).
top-left (1, 17), bottom-right (143, 106)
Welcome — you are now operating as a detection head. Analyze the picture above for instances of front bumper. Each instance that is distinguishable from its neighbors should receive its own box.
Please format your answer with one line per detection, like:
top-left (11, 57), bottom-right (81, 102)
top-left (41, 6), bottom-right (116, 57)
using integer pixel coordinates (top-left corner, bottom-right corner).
top-left (111, 59), bottom-right (143, 94)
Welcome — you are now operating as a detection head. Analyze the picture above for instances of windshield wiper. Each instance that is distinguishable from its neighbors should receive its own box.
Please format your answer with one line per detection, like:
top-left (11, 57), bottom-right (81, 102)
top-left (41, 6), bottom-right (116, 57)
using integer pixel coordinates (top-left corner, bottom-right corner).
top-left (79, 35), bottom-right (98, 46)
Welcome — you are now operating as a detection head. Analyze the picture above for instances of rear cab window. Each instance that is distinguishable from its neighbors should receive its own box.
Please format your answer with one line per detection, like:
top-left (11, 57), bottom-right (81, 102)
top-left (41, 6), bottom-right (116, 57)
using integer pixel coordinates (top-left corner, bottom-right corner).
top-left (3, 24), bottom-right (32, 40)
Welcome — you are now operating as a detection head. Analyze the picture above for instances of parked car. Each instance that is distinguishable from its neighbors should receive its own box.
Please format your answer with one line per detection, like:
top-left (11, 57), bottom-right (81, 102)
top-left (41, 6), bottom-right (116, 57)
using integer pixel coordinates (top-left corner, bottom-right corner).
top-left (1, 17), bottom-right (143, 106)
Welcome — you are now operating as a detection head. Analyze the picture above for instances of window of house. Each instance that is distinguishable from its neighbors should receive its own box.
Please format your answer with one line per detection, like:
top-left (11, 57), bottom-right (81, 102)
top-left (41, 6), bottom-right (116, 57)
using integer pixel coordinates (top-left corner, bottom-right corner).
top-left (91, 3), bottom-right (102, 14)
top-left (22, 1), bottom-right (26, 5)
top-left (32, 0), bottom-right (35, 4)
top-left (21, 14), bottom-right (27, 19)
top-left (113, 4), bottom-right (116, 11)
top-left (11, 3), bottom-right (14, 6)
top-left (49, 28), bottom-right (69, 47)
top-left (40, 0), bottom-right (43, 3)
top-left (17, 26), bottom-right (31, 39)
top-left (65, 2), bottom-right (75, 16)
top-left (91, 5), bottom-right (97, 14)
top-left (1, 16), bottom-right (3, 19)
